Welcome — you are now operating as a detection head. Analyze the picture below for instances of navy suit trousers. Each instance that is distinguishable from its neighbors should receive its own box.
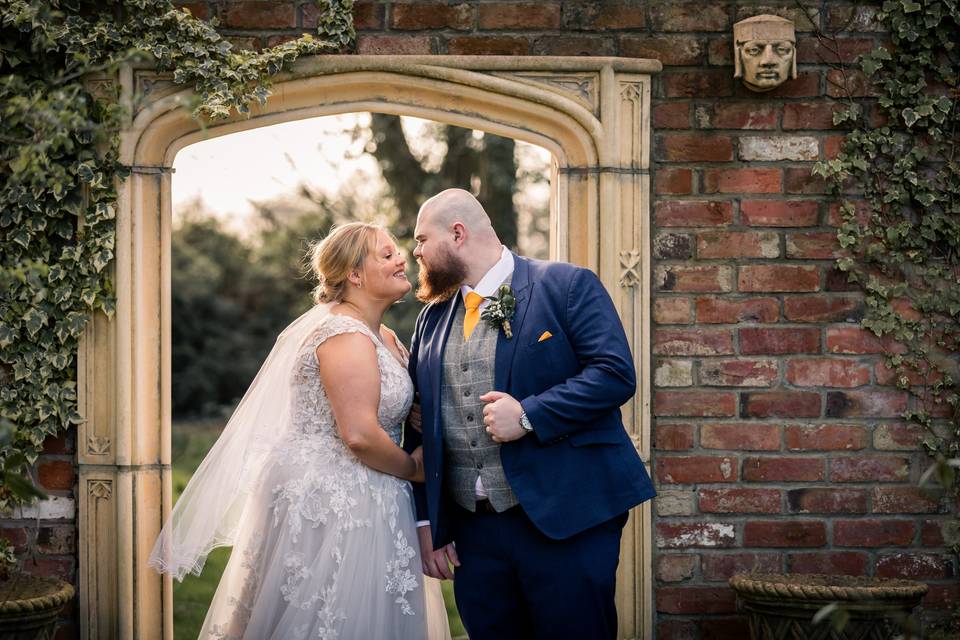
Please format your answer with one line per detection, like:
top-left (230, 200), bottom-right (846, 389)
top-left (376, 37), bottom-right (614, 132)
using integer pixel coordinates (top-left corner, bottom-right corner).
top-left (451, 503), bottom-right (628, 640)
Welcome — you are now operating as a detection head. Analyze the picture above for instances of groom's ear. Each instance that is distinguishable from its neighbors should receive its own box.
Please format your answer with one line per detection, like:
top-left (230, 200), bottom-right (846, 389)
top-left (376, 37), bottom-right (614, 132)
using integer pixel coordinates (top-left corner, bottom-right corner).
top-left (451, 222), bottom-right (466, 245)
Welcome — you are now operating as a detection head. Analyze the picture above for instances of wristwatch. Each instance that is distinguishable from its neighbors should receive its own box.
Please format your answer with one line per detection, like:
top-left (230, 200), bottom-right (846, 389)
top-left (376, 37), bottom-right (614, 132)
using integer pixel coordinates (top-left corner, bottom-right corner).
top-left (519, 411), bottom-right (534, 434)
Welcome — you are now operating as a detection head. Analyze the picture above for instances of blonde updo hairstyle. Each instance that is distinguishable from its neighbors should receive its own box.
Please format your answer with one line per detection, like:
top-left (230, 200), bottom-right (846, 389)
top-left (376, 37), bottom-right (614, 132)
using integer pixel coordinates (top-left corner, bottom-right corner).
top-left (310, 222), bottom-right (392, 304)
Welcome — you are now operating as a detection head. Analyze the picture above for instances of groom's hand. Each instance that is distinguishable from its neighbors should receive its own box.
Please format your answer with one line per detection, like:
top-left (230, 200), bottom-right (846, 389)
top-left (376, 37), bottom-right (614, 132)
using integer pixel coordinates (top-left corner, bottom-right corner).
top-left (479, 391), bottom-right (525, 442)
top-left (417, 525), bottom-right (460, 580)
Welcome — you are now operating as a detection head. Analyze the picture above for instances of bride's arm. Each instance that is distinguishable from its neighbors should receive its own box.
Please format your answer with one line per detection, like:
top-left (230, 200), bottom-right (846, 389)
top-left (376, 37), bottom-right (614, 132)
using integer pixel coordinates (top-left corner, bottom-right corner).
top-left (317, 332), bottom-right (423, 482)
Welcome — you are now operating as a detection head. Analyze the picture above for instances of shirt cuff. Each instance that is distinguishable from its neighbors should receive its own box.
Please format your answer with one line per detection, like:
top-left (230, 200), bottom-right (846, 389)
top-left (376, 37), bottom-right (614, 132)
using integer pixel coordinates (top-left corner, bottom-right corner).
top-left (416, 520), bottom-right (430, 528)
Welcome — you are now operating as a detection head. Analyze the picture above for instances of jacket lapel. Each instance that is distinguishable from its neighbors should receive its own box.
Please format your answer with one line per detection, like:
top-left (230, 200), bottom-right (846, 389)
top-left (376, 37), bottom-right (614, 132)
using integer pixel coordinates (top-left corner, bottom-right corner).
top-left (426, 293), bottom-right (459, 442)
top-left (494, 254), bottom-right (533, 391)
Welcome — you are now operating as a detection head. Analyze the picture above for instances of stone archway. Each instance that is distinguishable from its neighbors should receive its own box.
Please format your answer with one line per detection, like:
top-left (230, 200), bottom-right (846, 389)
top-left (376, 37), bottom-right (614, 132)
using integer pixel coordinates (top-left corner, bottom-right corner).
top-left (77, 55), bottom-right (659, 639)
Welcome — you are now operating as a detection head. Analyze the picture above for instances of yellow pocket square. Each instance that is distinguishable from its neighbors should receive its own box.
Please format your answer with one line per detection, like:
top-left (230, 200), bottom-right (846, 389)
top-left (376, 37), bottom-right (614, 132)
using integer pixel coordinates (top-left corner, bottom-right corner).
top-left (538, 331), bottom-right (553, 343)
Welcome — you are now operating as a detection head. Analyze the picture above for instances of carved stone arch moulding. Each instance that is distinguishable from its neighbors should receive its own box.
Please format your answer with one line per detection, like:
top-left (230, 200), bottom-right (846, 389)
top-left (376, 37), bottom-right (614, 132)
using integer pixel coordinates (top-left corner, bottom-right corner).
top-left (77, 55), bottom-right (659, 640)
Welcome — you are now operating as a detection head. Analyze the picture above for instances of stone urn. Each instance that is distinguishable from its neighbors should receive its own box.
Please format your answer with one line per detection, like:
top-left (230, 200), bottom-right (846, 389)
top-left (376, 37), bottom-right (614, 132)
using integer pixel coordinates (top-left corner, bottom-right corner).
top-left (0, 574), bottom-right (74, 640)
top-left (730, 573), bottom-right (928, 640)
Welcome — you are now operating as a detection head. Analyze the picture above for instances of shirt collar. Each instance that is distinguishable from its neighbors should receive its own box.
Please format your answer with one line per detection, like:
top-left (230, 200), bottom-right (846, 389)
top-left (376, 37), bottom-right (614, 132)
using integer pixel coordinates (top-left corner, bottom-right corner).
top-left (461, 246), bottom-right (514, 300)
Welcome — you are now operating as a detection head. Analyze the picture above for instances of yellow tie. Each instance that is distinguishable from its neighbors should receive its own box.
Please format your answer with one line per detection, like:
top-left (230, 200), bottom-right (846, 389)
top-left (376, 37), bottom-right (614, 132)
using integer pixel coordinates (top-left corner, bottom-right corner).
top-left (463, 291), bottom-right (484, 340)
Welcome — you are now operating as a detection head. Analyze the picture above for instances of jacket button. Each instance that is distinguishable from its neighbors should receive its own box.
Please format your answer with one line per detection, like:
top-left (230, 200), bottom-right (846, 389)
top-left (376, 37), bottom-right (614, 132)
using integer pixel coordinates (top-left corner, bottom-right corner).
top-left (463, 389), bottom-right (471, 397)
top-left (467, 415), bottom-right (474, 422)
top-left (470, 440), bottom-right (477, 447)
top-left (476, 462), bottom-right (483, 469)
top-left (461, 363), bottom-right (469, 371)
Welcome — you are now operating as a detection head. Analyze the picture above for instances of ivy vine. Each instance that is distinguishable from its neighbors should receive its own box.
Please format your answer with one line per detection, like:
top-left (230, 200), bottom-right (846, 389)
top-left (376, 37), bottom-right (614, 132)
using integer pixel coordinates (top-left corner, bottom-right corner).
top-left (0, 0), bottom-right (354, 556)
top-left (813, 0), bottom-right (959, 552)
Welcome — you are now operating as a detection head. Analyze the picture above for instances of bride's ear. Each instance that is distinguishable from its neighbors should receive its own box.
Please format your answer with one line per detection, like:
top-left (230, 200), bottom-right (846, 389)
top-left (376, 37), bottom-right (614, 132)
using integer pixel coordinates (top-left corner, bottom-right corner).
top-left (348, 270), bottom-right (362, 288)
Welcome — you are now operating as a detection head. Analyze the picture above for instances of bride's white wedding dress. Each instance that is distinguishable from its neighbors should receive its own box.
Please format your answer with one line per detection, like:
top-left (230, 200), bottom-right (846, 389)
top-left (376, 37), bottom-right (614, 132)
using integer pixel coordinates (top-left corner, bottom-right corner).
top-left (193, 313), bottom-right (449, 639)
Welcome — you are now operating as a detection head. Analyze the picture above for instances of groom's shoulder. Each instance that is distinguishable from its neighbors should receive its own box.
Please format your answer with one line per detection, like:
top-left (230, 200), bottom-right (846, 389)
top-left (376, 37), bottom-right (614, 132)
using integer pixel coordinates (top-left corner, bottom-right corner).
top-left (520, 255), bottom-right (591, 286)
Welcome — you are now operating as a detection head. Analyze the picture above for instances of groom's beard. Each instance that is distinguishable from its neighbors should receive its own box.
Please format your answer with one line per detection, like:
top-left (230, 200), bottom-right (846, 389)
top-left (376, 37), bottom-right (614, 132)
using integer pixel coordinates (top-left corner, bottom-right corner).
top-left (416, 246), bottom-right (467, 304)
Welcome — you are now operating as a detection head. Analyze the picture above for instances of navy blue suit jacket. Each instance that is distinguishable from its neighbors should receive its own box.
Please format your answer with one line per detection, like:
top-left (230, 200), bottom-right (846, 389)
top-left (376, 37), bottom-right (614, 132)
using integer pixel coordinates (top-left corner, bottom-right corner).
top-left (406, 254), bottom-right (655, 548)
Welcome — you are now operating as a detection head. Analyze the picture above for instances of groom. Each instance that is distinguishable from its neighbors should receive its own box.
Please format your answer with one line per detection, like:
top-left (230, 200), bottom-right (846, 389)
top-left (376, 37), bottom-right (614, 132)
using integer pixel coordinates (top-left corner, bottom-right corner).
top-left (405, 189), bottom-right (655, 640)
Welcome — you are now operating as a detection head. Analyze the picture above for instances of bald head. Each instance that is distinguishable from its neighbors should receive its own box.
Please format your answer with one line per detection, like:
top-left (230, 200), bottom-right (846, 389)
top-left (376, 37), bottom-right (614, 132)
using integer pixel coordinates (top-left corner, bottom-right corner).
top-left (418, 189), bottom-right (497, 241)
top-left (413, 188), bottom-right (505, 290)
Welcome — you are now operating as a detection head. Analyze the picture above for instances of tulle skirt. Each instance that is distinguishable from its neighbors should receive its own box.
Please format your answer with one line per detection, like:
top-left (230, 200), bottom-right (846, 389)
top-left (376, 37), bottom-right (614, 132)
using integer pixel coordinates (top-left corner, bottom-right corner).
top-left (197, 433), bottom-right (450, 640)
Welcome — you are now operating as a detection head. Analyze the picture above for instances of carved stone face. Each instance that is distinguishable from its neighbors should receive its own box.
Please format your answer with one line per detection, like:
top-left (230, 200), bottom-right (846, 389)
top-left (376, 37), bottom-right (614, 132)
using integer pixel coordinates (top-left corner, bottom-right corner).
top-left (738, 39), bottom-right (795, 91)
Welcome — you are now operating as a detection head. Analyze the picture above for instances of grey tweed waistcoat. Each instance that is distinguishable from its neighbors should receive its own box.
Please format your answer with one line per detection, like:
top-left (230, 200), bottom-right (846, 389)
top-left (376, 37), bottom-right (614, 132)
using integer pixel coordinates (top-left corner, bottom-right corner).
top-left (440, 285), bottom-right (519, 513)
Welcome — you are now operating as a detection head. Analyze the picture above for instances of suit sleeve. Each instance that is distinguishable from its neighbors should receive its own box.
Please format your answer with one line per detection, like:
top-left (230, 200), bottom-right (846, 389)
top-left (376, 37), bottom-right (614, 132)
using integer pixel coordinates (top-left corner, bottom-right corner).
top-left (404, 306), bottom-right (429, 521)
top-left (519, 268), bottom-right (637, 444)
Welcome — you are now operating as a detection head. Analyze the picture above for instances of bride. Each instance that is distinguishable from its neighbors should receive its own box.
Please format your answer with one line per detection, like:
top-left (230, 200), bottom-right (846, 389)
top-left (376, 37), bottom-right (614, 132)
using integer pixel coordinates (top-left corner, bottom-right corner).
top-left (149, 222), bottom-right (450, 639)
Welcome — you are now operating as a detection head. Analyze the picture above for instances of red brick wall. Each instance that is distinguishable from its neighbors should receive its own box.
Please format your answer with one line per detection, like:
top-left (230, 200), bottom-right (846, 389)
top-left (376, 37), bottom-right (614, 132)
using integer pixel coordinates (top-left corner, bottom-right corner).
top-left (14, 2), bottom-right (954, 638)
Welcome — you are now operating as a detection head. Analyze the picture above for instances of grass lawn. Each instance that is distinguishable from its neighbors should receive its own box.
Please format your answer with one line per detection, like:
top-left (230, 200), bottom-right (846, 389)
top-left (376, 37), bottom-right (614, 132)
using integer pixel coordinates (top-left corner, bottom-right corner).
top-left (171, 419), bottom-right (466, 639)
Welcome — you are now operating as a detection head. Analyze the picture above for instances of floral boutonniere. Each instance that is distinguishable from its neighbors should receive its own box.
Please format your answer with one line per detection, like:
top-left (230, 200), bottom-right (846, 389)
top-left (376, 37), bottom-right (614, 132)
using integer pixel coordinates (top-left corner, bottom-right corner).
top-left (480, 284), bottom-right (517, 339)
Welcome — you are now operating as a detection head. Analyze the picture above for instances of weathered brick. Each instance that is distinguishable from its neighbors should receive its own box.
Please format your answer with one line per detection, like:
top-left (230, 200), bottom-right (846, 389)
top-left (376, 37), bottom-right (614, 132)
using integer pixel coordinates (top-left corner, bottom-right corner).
top-left (663, 70), bottom-right (733, 98)
top-left (782, 102), bottom-right (844, 130)
top-left (655, 200), bottom-right (733, 227)
top-left (741, 200), bottom-right (820, 227)
top-left (827, 69), bottom-right (878, 98)
top-left (826, 266), bottom-right (861, 291)
top-left (651, 3), bottom-right (730, 31)
top-left (622, 36), bottom-right (704, 65)
top-left (657, 586), bottom-right (737, 614)
top-left (222, 3), bottom-right (295, 28)
top-left (826, 5), bottom-right (884, 32)
top-left (797, 36), bottom-right (876, 64)
top-left (655, 168), bottom-right (694, 195)
top-left (783, 296), bottom-right (863, 322)
top-left (920, 520), bottom-right (952, 546)
top-left (875, 361), bottom-right (942, 387)
top-left (754, 71), bottom-right (823, 99)
top-left (38, 460), bottom-right (74, 491)
top-left (701, 422), bottom-right (780, 449)
top-left (824, 134), bottom-right (846, 159)
top-left (785, 167), bottom-right (829, 194)
top-left (37, 525), bottom-right (75, 555)
top-left (532, 35), bottom-right (615, 56)
top-left (656, 620), bottom-right (697, 640)
top-left (353, 2), bottom-right (384, 30)
top-left (22, 557), bottom-right (75, 581)
top-left (787, 551), bottom-right (870, 575)
top-left (561, 1), bottom-right (647, 30)
top-left (743, 456), bottom-right (824, 482)
top-left (700, 360), bottom-right (779, 388)
top-left (657, 456), bottom-right (737, 483)
top-left (696, 297), bottom-right (779, 324)
top-left (654, 328), bottom-right (735, 356)
top-left (696, 103), bottom-right (776, 130)
top-left (657, 554), bottom-right (698, 582)
top-left (656, 521), bottom-right (737, 548)
top-left (0, 527), bottom-right (27, 552)
top-left (705, 35), bottom-right (733, 65)
top-left (357, 35), bottom-right (433, 55)
top-left (656, 265), bottom-right (734, 293)
top-left (740, 327), bottom-right (821, 355)
top-left (447, 36), bottom-right (530, 55)
top-left (700, 618), bottom-right (751, 639)
top-left (655, 391), bottom-right (737, 417)
top-left (657, 490), bottom-right (697, 517)
top-left (703, 168), bottom-right (781, 194)
top-left (655, 359), bottom-right (694, 387)
top-left (741, 391), bottom-right (821, 418)
top-left (834, 519), bottom-right (915, 547)
top-left (478, 3), bottom-right (561, 29)
top-left (42, 430), bottom-right (75, 455)
top-left (788, 488), bottom-right (868, 514)
top-left (697, 231), bottom-right (780, 259)
top-left (654, 233), bottom-right (694, 259)
top-left (656, 134), bottom-right (733, 162)
top-left (739, 265), bottom-right (820, 292)
top-left (653, 102), bottom-right (691, 129)
top-left (873, 423), bottom-right (925, 451)
top-left (784, 424), bottom-right (868, 451)
top-left (654, 297), bottom-right (693, 324)
top-left (391, 3), bottom-right (474, 30)
top-left (785, 232), bottom-right (841, 259)
top-left (701, 552), bottom-right (781, 581)
top-left (173, 2), bottom-right (210, 20)
top-left (654, 423), bottom-right (695, 450)
top-left (876, 553), bottom-right (954, 579)
top-left (926, 584), bottom-right (960, 610)
top-left (825, 390), bottom-right (908, 418)
top-left (739, 136), bottom-right (819, 161)
top-left (744, 521), bottom-right (827, 547)
top-left (872, 487), bottom-right (943, 514)
top-left (699, 488), bottom-right (781, 513)
top-left (785, 358), bottom-right (870, 387)
top-left (830, 455), bottom-right (910, 482)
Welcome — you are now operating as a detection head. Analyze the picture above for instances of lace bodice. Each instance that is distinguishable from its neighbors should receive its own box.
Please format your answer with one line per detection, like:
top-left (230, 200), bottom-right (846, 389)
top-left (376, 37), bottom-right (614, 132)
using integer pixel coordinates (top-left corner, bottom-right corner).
top-left (289, 313), bottom-right (414, 447)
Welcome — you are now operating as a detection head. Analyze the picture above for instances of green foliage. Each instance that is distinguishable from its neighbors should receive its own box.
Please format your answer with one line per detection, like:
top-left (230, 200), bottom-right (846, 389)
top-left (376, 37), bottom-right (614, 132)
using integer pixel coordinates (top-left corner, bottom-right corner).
top-left (0, 0), bottom-right (354, 510)
top-left (813, 0), bottom-right (960, 551)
